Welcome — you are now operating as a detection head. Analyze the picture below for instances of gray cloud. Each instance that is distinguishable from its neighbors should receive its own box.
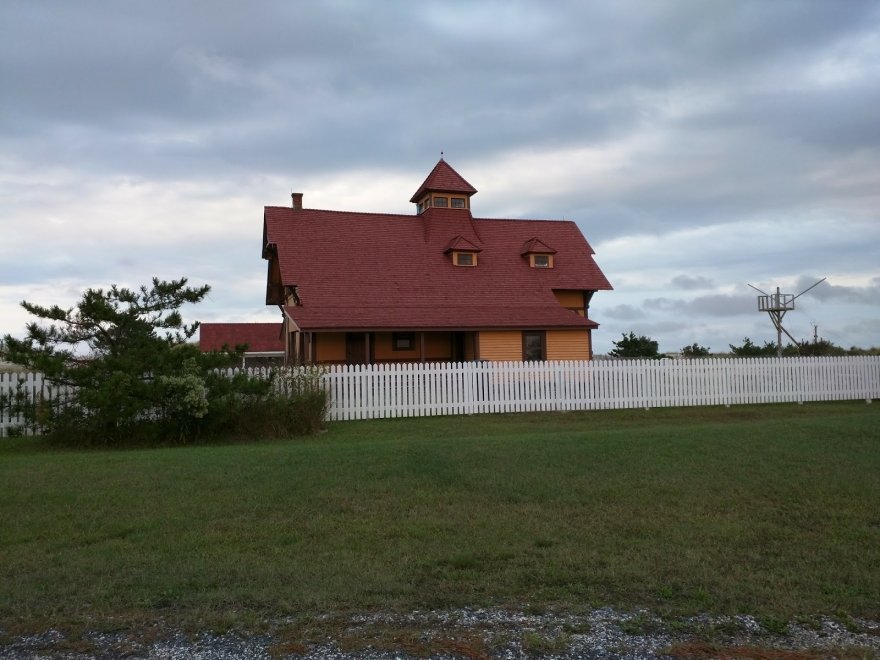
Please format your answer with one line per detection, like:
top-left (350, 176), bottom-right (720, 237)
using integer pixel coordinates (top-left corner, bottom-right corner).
top-left (644, 294), bottom-right (757, 317)
top-left (602, 304), bottom-right (646, 321)
top-left (793, 276), bottom-right (880, 305)
top-left (796, 276), bottom-right (880, 305)
top-left (671, 275), bottom-right (715, 290)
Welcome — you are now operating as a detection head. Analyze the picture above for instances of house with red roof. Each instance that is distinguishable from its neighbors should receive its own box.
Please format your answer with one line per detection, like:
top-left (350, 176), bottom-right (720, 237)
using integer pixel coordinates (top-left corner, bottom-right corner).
top-left (199, 322), bottom-right (284, 367)
top-left (262, 159), bottom-right (612, 365)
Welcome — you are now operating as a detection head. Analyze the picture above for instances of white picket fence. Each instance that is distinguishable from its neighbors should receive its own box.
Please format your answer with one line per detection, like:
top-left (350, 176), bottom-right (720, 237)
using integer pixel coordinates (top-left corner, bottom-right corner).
top-left (0, 371), bottom-right (76, 437)
top-left (322, 356), bottom-right (879, 421)
top-left (2, 356), bottom-right (878, 435)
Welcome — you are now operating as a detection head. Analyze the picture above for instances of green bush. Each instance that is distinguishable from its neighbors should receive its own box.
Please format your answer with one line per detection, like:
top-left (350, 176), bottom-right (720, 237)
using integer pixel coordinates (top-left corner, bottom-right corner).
top-left (179, 366), bottom-right (328, 442)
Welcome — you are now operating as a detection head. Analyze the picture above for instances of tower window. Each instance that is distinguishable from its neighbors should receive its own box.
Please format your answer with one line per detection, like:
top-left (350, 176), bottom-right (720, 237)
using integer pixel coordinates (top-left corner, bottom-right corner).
top-left (451, 197), bottom-right (466, 208)
top-left (434, 196), bottom-right (448, 207)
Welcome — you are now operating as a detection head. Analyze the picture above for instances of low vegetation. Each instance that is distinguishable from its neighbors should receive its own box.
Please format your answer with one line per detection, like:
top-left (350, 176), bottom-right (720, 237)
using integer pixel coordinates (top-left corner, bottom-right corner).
top-left (1, 401), bottom-right (877, 641)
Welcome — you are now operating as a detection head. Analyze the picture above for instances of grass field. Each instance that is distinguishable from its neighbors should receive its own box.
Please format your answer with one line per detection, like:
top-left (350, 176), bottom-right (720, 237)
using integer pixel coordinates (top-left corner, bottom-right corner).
top-left (1, 401), bottom-right (878, 639)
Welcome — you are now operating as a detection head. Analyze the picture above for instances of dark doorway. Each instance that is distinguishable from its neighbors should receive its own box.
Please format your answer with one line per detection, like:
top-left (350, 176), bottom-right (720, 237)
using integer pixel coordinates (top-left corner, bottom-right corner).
top-left (346, 332), bottom-right (367, 365)
top-left (452, 331), bottom-right (467, 362)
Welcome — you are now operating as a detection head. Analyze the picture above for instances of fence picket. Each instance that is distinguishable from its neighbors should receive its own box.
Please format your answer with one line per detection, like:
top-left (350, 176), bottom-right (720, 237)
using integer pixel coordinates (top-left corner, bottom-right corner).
top-left (2, 356), bottom-right (879, 435)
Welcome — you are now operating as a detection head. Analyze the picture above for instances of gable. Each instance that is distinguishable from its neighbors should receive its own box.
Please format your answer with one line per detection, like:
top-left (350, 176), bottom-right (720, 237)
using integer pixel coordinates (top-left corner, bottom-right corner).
top-left (521, 237), bottom-right (557, 255)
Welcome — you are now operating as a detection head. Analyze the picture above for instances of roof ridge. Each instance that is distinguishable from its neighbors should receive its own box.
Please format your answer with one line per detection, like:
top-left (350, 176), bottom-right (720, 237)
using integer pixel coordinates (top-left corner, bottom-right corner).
top-left (474, 216), bottom-right (576, 224)
top-left (265, 206), bottom-right (416, 220)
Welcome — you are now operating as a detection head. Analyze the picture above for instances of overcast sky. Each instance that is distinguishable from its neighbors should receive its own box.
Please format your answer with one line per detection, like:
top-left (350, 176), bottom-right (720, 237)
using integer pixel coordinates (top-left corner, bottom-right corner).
top-left (2, 0), bottom-right (878, 355)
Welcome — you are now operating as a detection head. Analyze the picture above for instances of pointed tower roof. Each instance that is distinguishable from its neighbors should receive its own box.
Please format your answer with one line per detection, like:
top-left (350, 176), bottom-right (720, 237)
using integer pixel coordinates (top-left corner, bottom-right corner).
top-left (409, 159), bottom-right (477, 202)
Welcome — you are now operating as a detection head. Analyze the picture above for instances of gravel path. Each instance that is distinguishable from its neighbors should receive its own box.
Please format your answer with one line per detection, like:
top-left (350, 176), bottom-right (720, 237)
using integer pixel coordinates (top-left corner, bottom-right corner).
top-left (2, 608), bottom-right (879, 659)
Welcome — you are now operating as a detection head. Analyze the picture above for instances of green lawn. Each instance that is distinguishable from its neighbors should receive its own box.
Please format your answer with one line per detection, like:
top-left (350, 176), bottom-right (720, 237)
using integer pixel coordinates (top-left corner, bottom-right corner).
top-left (1, 402), bottom-right (878, 636)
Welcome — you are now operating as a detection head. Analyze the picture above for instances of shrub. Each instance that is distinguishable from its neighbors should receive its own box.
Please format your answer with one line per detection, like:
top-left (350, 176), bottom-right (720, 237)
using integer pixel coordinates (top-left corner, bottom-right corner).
top-left (188, 366), bottom-right (329, 441)
top-left (0, 278), bottom-right (328, 446)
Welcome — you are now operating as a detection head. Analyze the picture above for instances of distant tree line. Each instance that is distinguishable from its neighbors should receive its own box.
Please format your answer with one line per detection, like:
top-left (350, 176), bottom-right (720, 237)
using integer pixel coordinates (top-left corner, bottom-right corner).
top-left (726, 337), bottom-right (879, 357)
top-left (607, 332), bottom-right (879, 359)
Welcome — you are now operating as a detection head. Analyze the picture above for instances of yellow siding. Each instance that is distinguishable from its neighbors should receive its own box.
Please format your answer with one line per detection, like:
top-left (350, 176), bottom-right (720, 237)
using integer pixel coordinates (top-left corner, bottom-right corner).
top-left (373, 333), bottom-right (410, 361)
top-left (315, 332), bottom-right (346, 363)
top-left (546, 329), bottom-right (591, 361)
top-left (478, 331), bottom-right (522, 361)
top-left (374, 332), bottom-right (454, 362)
top-left (553, 290), bottom-right (583, 308)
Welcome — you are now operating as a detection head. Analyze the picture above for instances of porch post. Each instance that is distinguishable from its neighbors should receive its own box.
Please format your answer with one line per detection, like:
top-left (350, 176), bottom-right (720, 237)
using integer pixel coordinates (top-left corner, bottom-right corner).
top-left (420, 332), bottom-right (426, 363)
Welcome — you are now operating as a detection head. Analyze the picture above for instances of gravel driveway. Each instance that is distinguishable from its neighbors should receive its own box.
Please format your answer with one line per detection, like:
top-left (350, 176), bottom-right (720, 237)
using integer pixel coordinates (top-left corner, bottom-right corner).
top-left (2, 607), bottom-right (879, 659)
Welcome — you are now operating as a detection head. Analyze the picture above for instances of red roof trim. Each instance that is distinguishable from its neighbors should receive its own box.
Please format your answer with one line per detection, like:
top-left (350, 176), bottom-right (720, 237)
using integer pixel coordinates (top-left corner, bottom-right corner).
top-left (283, 305), bottom-right (599, 331)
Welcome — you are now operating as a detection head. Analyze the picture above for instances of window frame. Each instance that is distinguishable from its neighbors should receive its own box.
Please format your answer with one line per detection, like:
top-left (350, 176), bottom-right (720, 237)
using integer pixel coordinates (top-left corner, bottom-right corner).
top-left (522, 330), bottom-right (546, 361)
top-left (531, 254), bottom-right (553, 268)
top-left (433, 196), bottom-right (448, 207)
top-left (392, 331), bottom-right (416, 351)
top-left (453, 251), bottom-right (477, 267)
top-left (451, 197), bottom-right (466, 208)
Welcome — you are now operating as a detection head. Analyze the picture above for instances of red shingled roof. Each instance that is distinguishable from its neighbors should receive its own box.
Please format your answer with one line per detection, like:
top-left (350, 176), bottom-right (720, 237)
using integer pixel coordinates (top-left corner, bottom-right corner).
top-left (443, 235), bottom-right (482, 254)
top-left (263, 198), bottom-right (612, 332)
top-left (199, 323), bottom-right (284, 352)
top-left (409, 159), bottom-right (477, 202)
top-left (521, 237), bottom-right (557, 255)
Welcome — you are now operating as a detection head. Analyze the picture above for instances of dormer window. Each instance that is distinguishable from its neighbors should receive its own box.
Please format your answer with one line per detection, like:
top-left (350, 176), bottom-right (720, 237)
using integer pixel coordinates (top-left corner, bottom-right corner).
top-left (434, 196), bottom-right (448, 207)
top-left (444, 234), bottom-right (482, 267)
top-left (532, 254), bottom-right (553, 268)
top-left (521, 237), bottom-right (557, 269)
top-left (453, 251), bottom-right (476, 267)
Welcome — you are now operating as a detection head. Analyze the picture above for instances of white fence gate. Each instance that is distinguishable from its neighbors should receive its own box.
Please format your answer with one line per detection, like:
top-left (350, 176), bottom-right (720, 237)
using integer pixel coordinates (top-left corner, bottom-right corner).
top-left (2, 357), bottom-right (878, 435)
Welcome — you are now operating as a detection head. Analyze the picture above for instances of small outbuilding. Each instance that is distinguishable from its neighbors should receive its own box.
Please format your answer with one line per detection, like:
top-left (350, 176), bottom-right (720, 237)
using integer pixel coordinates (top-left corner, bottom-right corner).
top-left (198, 322), bottom-right (284, 368)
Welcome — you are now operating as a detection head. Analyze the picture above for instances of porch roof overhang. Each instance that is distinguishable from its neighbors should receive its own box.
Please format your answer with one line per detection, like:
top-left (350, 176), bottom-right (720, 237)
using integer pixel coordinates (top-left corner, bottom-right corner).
top-left (282, 304), bottom-right (599, 333)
